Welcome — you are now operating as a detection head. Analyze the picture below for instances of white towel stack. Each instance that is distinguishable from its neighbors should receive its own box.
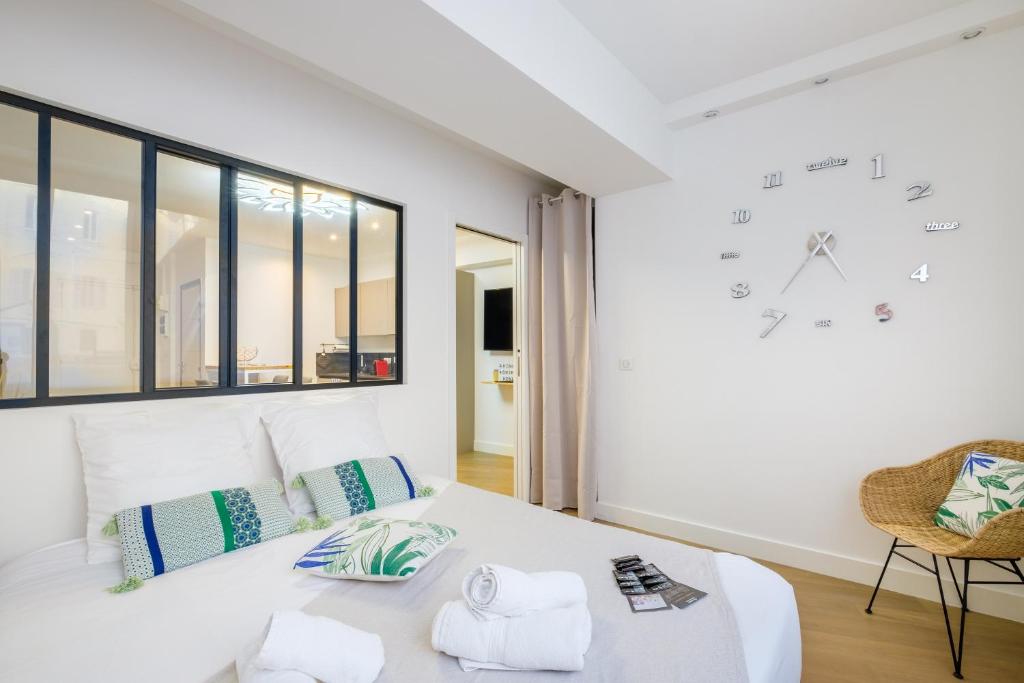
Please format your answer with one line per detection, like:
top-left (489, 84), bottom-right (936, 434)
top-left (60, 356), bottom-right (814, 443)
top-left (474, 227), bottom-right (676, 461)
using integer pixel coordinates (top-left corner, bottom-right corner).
top-left (237, 611), bottom-right (385, 683)
top-left (431, 564), bottom-right (591, 672)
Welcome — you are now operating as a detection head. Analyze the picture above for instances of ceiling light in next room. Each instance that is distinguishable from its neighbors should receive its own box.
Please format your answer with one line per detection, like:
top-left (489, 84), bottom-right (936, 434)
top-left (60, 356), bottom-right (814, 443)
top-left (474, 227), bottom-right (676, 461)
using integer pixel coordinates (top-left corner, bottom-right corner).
top-left (960, 27), bottom-right (985, 40)
top-left (702, 110), bottom-right (719, 118)
top-left (371, 221), bottom-right (380, 230)
top-left (329, 234), bottom-right (338, 241)
top-left (813, 76), bottom-right (830, 85)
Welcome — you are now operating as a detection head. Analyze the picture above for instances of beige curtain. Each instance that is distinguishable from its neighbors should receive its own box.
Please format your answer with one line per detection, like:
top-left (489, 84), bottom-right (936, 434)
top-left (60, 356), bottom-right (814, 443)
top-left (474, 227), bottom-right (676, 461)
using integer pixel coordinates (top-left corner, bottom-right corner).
top-left (528, 188), bottom-right (597, 520)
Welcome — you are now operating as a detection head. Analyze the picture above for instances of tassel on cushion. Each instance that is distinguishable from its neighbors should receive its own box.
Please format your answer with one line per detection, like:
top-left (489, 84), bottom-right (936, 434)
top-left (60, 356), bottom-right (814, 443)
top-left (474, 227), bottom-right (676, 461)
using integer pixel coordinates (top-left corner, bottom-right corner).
top-left (290, 476), bottom-right (305, 489)
top-left (417, 486), bottom-right (435, 498)
top-left (101, 517), bottom-right (119, 537)
top-left (108, 576), bottom-right (144, 594)
top-left (294, 516), bottom-right (333, 533)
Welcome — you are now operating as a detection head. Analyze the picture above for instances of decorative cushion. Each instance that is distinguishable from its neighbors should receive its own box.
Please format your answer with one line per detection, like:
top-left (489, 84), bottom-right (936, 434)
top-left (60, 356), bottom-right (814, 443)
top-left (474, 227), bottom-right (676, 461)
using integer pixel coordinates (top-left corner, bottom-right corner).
top-left (115, 480), bottom-right (293, 580)
top-left (74, 404), bottom-right (260, 564)
top-left (260, 396), bottom-right (391, 517)
top-left (293, 517), bottom-right (457, 581)
top-left (298, 455), bottom-right (430, 521)
top-left (934, 452), bottom-right (1024, 538)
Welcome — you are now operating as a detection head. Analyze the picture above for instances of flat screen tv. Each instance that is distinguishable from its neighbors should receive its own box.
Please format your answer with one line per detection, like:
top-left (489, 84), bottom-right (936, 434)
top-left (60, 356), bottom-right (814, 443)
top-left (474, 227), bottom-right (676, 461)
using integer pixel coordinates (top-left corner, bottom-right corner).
top-left (483, 287), bottom-right (513, 351)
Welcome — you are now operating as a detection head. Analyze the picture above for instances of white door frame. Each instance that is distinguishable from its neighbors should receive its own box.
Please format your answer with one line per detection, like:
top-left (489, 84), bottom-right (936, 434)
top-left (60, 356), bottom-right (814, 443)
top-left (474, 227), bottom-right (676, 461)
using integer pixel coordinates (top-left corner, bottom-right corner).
top-left (448, 222), bottom-right (530, 502)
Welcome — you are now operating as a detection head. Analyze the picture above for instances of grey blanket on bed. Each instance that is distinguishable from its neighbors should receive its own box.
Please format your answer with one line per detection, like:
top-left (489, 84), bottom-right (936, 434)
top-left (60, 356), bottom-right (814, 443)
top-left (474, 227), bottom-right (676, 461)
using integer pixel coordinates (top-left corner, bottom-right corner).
top-left (215, 483), bottom-right (748, 682)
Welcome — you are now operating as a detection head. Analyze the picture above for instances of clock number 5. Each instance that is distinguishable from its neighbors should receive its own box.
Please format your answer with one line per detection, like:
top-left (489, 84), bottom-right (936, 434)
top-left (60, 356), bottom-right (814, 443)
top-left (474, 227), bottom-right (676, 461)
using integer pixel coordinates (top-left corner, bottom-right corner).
top-left (906, 182), bottom-right (933, 201)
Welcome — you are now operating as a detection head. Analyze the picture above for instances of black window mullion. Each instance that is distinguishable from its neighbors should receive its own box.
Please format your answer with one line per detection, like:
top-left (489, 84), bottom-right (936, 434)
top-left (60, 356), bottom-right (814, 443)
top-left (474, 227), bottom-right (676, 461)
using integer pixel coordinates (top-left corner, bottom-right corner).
top-left (394, 205), bottom-right (403, 384)
top-left (34, 113), bottom-right (51, 399)
top-left (219, 166), bottom-right (236, 388)
top-left (140, 140), bottom-right (157, 393)
top-left (292, 180), bottom-right (303, 386)
top-left (348, 203), bottom-right (358, 385)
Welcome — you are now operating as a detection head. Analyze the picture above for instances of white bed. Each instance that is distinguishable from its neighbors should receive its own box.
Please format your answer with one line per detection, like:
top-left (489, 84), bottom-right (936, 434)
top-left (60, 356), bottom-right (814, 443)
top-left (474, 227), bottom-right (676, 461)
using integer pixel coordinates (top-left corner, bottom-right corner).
top-left (0, 476), bottom-right (800, 682)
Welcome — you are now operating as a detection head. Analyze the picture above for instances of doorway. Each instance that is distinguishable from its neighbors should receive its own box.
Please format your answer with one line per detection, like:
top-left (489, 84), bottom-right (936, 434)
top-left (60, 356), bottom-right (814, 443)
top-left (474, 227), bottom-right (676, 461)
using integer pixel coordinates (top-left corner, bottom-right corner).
top-left (177, 279), bottom-right (204, 386)
top-left (454, 227), bottom-right (525, 498)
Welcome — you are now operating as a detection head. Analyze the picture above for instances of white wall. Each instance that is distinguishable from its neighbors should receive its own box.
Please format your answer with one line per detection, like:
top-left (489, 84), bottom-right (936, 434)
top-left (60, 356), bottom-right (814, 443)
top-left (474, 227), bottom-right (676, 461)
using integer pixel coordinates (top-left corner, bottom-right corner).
top-left (0, 0), bottom-right (553, 565)
top-left (594, 27), bottom-right (1024, 621)
top-left (472, 264), bottom-right (515, 455)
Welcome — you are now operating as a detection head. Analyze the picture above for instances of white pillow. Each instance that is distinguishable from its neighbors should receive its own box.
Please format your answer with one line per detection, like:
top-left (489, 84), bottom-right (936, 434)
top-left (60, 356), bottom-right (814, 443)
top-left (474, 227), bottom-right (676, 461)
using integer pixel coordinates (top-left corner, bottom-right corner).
top-left (261, 396), bottom-right (390, 517)
top-left (74, 403), bottom-right (260, 564)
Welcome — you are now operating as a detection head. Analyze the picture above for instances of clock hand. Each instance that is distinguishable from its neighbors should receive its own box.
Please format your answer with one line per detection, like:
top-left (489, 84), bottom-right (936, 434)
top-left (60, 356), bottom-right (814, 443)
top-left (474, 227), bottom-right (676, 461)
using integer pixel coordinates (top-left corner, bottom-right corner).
top-left (815, 234), bottom-right (849, 282)
top-left (781, 247), bottom-right (819, 294)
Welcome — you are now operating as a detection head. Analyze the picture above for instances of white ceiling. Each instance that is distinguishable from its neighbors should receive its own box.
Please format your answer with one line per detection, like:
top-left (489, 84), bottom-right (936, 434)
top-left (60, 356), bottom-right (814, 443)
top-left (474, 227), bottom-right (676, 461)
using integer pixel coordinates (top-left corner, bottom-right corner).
top-left (559, 0), bottom-right (971, 103)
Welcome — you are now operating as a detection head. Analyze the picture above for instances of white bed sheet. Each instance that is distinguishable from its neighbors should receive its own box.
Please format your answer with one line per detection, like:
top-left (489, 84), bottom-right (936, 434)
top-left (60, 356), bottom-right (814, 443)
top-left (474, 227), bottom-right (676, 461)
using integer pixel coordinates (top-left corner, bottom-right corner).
top-left (0, 477), bottom-right (800, 683)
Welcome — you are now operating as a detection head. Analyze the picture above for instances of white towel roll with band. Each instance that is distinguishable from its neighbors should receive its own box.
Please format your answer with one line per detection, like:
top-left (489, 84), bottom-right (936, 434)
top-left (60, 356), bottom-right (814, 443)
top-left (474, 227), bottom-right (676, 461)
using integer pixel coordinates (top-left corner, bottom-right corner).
top-left (431, 600), bottom-right (592, 672)
top-left (461, 564), bottom-right (588, 619)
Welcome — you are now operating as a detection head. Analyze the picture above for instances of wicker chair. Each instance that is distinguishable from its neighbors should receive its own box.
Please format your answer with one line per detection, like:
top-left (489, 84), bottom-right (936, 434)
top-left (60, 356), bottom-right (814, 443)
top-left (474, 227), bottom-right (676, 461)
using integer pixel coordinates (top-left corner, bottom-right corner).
top-left (860, 440), bottom-right (1024, 679)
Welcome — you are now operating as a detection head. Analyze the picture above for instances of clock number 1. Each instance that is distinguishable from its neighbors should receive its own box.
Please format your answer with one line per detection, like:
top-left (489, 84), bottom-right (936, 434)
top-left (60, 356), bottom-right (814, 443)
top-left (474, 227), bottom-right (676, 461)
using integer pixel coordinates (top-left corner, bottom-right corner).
top-left (871, 154), bottom-right (885, 179)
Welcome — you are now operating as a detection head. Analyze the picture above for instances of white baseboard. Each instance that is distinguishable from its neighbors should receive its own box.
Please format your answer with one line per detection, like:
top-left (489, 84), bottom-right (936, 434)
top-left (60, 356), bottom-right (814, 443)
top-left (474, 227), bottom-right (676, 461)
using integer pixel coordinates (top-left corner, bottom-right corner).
top-left (473, 440), bottom-right (513, 457)
top-left (594, 501), bottom-right (1024, 624)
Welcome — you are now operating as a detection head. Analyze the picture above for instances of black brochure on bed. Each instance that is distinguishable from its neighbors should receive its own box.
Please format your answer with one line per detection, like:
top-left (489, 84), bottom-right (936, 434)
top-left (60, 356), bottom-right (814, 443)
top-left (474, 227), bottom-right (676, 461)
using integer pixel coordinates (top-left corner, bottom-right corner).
top-left (611, 556), bottom-right (708, 611)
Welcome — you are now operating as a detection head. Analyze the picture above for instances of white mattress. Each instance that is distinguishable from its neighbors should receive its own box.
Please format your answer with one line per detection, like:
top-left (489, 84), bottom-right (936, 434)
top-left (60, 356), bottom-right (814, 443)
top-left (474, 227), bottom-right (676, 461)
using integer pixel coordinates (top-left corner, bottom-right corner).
top-left (0, 477), bottom-right (800, 682)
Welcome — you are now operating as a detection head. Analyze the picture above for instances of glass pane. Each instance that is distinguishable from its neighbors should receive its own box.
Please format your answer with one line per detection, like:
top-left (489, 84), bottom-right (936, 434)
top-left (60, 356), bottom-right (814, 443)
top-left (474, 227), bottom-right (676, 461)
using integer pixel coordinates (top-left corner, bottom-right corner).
top-left (301, 184), bottom-right (351, 385)
top-left (50, 120), bottom-right (142, 396)
top-left (0, 104), bottom-right (38, 400)
top-left (356, 204), bottom-right (398, 382)
top-left (155, 153), bottom-right (220, 389)
top-left (236, 172), bottom-right (292, 385)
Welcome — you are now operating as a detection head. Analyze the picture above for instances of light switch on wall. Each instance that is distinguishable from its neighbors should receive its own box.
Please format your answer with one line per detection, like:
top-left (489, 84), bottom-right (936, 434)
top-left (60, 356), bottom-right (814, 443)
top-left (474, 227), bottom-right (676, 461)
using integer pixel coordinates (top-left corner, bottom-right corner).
top-left (618, 358), bottom-right (633, 371)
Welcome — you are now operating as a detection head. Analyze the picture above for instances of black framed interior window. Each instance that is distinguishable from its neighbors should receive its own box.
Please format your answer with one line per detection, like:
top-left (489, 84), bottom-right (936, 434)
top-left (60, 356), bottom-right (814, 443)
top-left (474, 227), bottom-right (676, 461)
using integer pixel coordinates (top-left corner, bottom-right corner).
top-left (0, 90), bottom-right (403, 408)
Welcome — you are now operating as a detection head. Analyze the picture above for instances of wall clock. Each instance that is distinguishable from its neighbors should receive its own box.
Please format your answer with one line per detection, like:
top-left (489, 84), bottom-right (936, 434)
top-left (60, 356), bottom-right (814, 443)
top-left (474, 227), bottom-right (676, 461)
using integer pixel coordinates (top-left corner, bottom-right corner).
top-left (722, 152), bottom-right (956, 337)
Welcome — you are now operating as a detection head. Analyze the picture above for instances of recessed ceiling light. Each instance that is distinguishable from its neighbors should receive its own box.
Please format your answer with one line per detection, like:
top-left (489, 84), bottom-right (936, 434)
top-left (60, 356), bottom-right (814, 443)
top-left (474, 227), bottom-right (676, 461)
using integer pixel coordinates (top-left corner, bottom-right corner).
top-left (329, 233), bottom-right (338, 241)
top-left (961, 27), bottom-right (985, 40)
top-left (83, 210), bottom-right (93, 215)
top-left (74, 224), bottom-right (83, 229)
top-left (813, 76), bottom-right (830, 85)
top-left (67, 236), bottom-right (76, 242)
top-left (702, 110), bottom-right (719, 118)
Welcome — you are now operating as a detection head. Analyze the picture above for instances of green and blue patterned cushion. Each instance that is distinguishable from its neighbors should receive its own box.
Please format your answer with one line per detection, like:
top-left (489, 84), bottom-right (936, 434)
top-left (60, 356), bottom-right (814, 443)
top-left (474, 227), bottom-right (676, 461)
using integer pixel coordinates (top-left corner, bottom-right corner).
top-left (934, 452), bottom-right (1024, 538)
top-left (294, 517), bottom-right (457, 581)
top-left (297, 456), bottom-right (430, 522)
top-left (115, 480), bottom-right (293, 580)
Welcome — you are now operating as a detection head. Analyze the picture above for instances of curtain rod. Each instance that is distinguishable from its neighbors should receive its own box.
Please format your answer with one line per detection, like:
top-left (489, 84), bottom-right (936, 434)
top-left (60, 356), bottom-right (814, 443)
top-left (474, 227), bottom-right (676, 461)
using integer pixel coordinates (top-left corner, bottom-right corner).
top-left (536, 190), bottom-right (582, 207)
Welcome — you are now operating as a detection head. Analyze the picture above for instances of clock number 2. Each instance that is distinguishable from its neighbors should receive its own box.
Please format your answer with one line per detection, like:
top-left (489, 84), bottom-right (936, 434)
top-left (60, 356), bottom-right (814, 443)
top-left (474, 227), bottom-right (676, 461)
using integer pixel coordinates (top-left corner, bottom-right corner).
top-left (906, 182), bottom-right (933, 201)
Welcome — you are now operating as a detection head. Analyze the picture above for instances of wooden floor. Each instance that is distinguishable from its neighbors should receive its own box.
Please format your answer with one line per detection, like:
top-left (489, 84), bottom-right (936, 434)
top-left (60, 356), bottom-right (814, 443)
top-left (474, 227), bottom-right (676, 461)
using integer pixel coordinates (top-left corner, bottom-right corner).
top-left (457, 459), bottom-right (1024, 681)
top-left (457, 451), bottom-right (514, 496)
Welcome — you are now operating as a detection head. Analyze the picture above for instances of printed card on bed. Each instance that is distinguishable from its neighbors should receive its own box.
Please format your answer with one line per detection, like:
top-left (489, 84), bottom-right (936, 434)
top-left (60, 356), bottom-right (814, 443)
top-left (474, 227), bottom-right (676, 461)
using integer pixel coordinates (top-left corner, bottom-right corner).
top-left (294, 517), bottom-right (457, 581)
top-left (114, 480), bottom-right (293, 581)
top-left (297, 455), bottom-right (432, 522)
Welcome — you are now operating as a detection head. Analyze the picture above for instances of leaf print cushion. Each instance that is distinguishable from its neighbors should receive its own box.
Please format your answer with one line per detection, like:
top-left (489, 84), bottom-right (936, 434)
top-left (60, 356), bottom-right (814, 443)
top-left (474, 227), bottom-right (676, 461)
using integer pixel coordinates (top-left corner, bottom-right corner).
top-left (293, 517), bottom-right (457, 582)
top-left (934, 452), bottom-right (1024, 538)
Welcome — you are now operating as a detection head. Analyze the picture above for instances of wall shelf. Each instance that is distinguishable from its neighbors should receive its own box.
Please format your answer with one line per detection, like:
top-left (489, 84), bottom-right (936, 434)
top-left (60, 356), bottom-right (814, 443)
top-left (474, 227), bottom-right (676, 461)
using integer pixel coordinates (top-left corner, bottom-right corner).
top-left (481, 380), bottom-right (514, 385)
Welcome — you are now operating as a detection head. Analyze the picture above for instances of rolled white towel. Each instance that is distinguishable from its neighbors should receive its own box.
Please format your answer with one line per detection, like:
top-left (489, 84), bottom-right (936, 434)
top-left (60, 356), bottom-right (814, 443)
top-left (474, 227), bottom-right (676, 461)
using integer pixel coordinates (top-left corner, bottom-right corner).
top-left (236, 638), bottom-right (314, 683)
top-left (461, 564), bottom-right (587, 619)
top-left (431, 600), bottom-right (592, 672)
top-left (238, 610), bottom-right (384, 683)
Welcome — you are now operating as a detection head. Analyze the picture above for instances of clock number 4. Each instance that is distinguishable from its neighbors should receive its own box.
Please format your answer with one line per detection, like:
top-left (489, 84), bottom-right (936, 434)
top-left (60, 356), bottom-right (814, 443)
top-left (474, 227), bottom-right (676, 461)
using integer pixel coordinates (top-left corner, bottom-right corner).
top-left (910, 264), bottom-right (930, 283)
top-left (906, 182), bottom-right (933, 201)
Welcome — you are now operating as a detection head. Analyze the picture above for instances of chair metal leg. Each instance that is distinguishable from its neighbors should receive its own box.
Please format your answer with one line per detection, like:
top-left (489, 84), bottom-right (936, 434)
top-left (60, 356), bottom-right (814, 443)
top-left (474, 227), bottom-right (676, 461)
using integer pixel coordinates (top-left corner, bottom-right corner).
top-left (865, 537), bottom-right (898, 614)
top-left (932, 554), bottom-right (965, 679)
top-left (954, 560), bottom-right (970, 678)
top-left (945, 556), bottom-right (967, 612)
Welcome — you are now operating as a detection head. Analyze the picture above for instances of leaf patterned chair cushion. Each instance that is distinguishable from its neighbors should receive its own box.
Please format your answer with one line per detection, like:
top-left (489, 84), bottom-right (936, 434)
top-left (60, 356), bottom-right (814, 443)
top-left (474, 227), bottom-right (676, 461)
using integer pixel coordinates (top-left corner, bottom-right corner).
top-left (293, 518), bottom-right (457, 581)
top-left (934, 452), bottom-right (1024, 538)
top-left (297, 455), bottom-right (430, 522)
top-left (115, 480), bottom-right (294, 580)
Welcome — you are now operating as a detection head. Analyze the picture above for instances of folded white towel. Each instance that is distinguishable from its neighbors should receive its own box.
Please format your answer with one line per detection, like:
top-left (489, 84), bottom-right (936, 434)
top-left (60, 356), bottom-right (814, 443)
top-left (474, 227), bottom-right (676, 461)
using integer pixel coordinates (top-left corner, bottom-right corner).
top-left (431, 600), bottom-right (592, 672)
top-left (461, 564), bottom-right (588, 619)
top-left (237, 611), bottom-right (385, 683)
